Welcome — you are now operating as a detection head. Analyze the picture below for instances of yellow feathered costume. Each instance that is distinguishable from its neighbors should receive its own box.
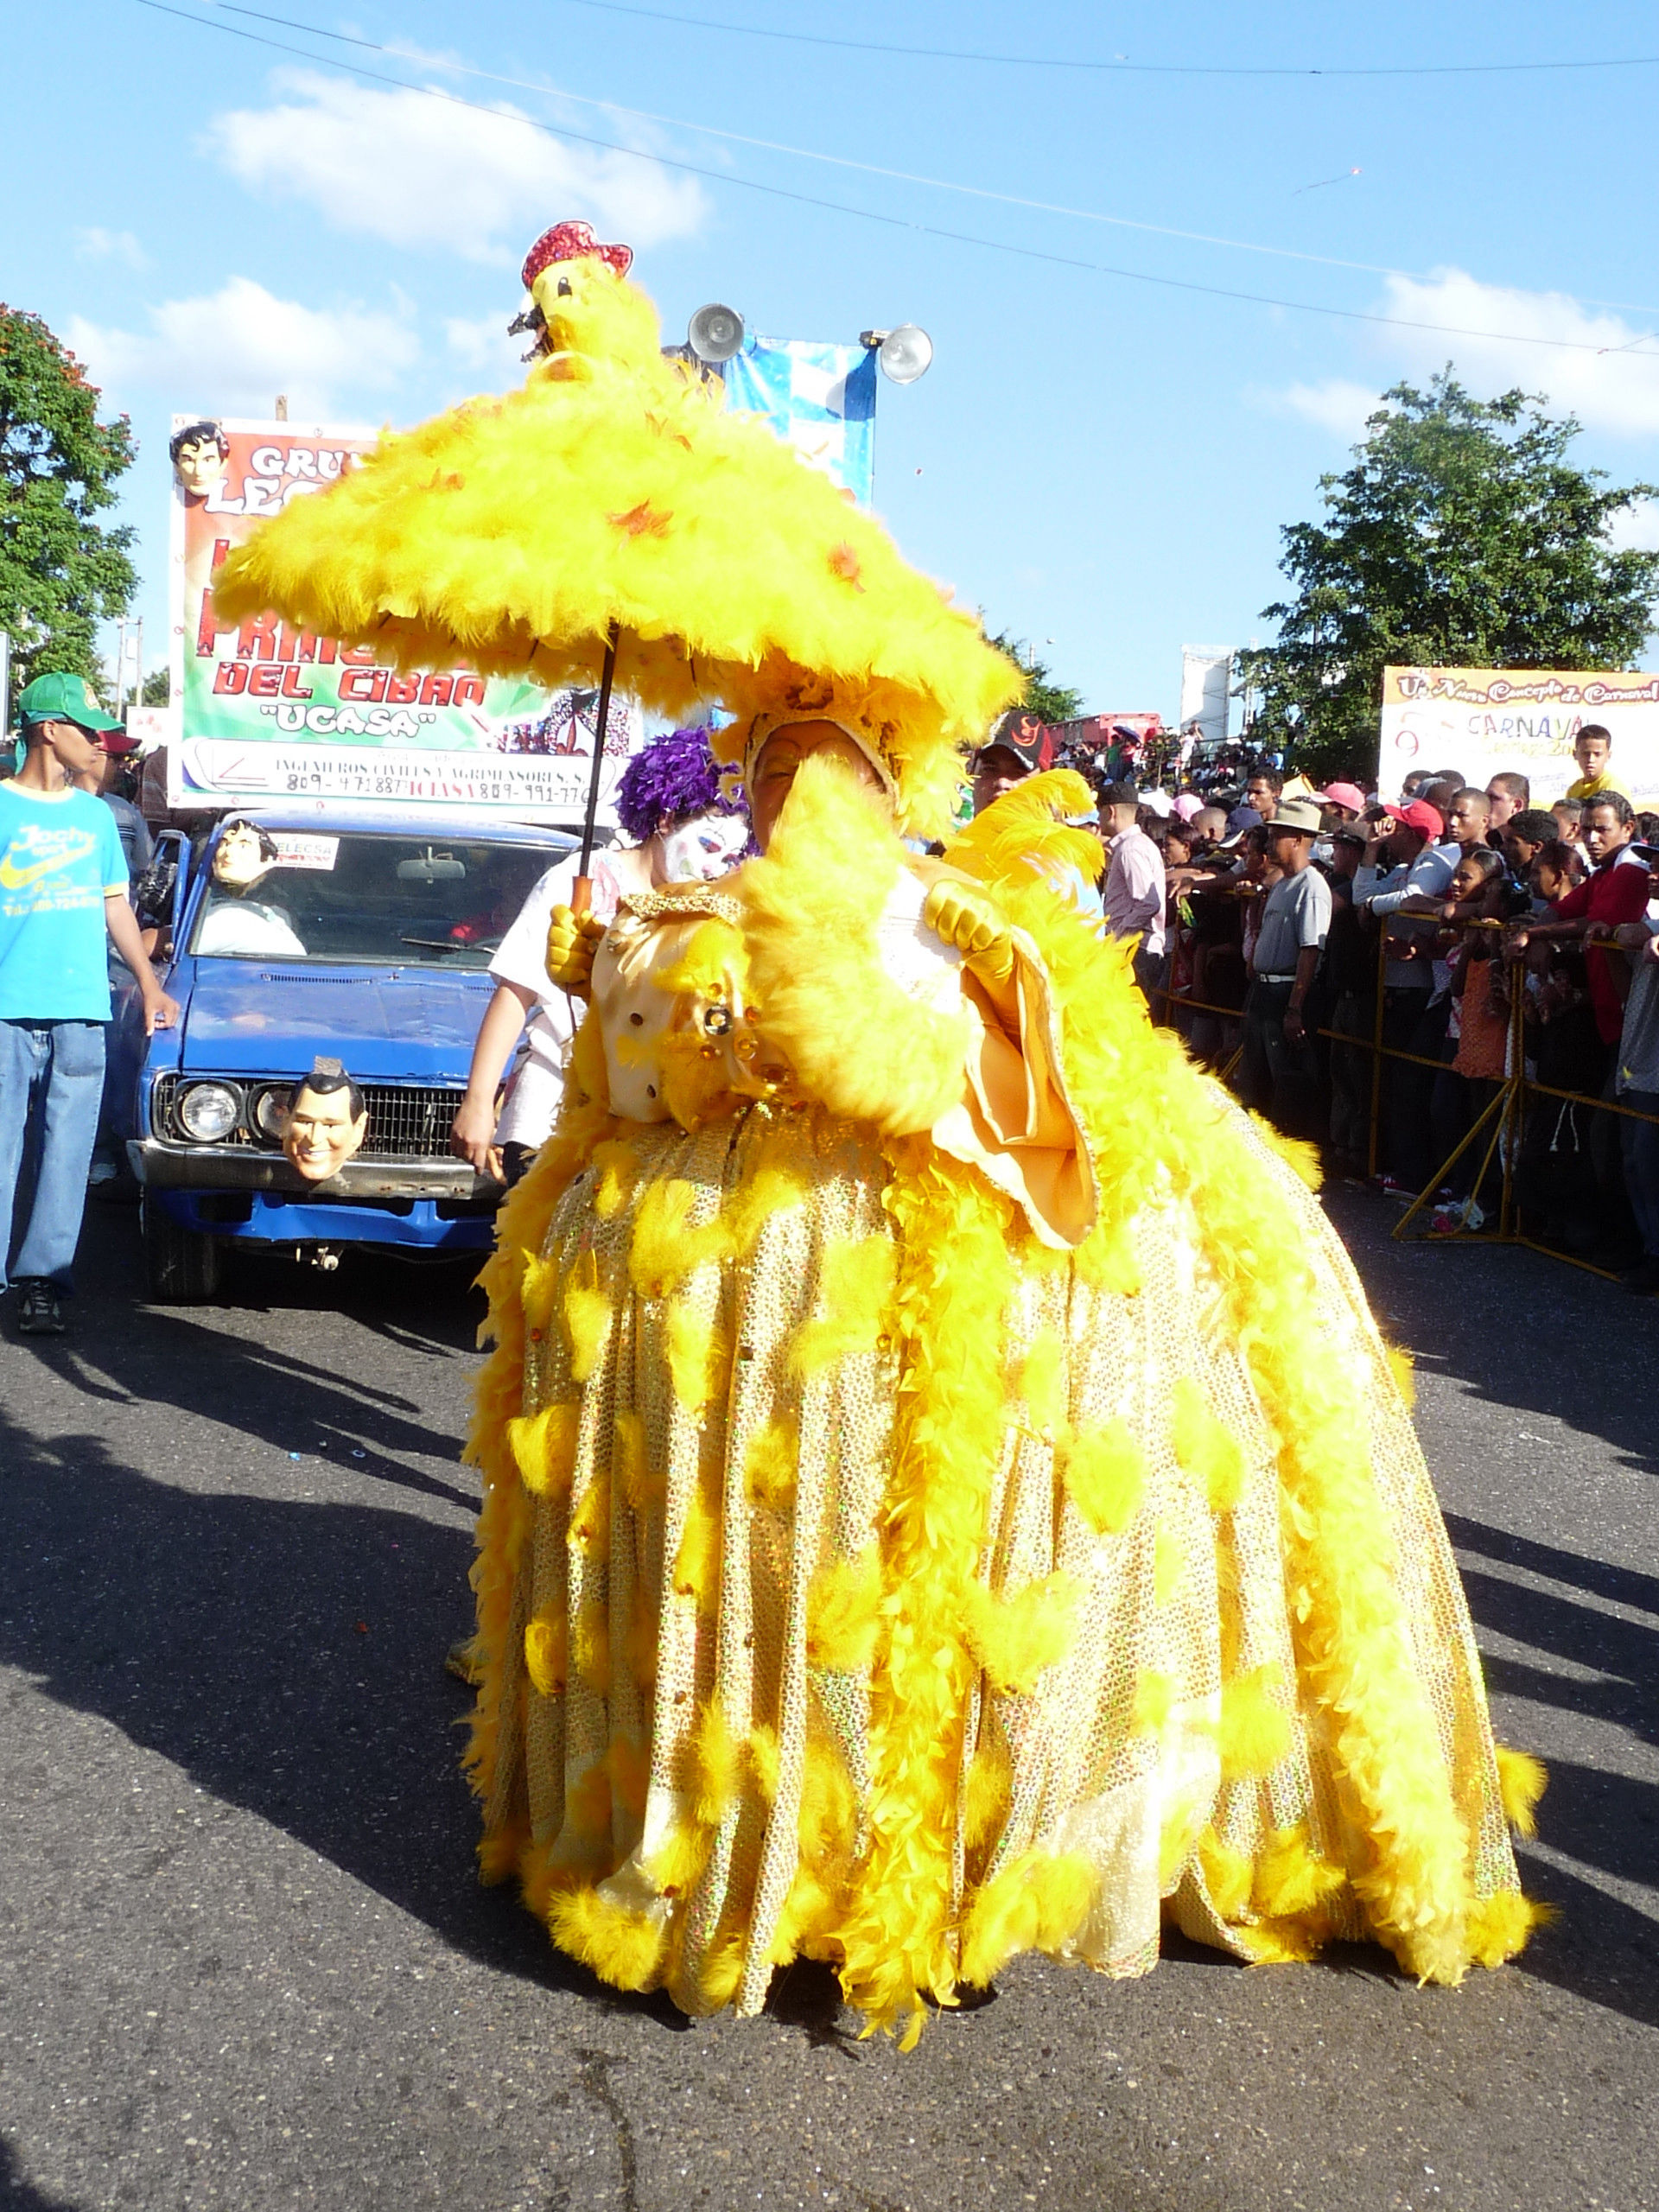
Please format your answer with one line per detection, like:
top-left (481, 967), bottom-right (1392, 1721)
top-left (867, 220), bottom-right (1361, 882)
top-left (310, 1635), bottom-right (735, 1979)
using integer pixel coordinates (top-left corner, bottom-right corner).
top-left (209, 228), bottom-right (1539, 2041)
top-left (465, 757), bottom-right (1540, 2045)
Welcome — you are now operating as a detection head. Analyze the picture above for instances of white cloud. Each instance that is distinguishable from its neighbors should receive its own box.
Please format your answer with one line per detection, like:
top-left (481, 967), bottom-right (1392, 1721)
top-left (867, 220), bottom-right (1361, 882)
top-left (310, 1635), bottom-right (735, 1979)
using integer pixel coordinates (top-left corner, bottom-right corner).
top-left (75, 226), bottom-right (148, 270)
top-left (443, 311), bottom-right (529, 385)
top-left (1377, 268), bottom-right (1659, 438)
top-left (1267, 270), bottom-right (1659, 444)
top-left (201, 71), bottom-right (706, 265)
top-left (1271, 378), bottom-right (1382, 438)
top-left (1605, 496), bottom-right (1659, 554)
top-left (65, 276), bottom-right (417, 419)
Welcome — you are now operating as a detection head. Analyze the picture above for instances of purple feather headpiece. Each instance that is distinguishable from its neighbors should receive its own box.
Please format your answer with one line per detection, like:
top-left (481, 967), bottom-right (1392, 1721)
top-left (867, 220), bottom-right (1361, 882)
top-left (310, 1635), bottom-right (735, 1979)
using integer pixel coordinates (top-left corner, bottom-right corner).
top-left (614, 725), bottom-right (747, 844)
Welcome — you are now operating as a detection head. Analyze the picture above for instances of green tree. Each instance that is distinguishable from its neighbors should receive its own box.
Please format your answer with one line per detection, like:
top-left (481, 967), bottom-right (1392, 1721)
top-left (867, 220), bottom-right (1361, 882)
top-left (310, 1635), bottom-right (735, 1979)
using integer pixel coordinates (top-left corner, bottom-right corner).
top-left (141, 667), bottom-right (170, 706)
top-left (984, 628), bottom-right (1085, 725)
top-left (1239, 372), bottom-right (1659, 785)
top-left (0, 306), bottom-right (137, 693)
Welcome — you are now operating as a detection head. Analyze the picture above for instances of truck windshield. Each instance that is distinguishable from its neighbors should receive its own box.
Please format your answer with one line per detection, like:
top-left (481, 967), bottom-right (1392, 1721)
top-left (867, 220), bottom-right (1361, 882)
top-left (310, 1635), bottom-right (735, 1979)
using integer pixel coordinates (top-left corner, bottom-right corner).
top-left (190, 831), bottom-right (572, 969)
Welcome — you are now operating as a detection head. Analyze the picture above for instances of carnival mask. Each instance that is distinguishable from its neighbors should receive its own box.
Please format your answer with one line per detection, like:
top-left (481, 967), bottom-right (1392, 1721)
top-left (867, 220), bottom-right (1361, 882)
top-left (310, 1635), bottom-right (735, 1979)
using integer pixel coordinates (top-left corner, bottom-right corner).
top-left (281, 1062), bottom-right (369, 1182)
top-left (174, 440), bottom-right (228, 498)
top-left (213, 822), bottom-right (278, 892)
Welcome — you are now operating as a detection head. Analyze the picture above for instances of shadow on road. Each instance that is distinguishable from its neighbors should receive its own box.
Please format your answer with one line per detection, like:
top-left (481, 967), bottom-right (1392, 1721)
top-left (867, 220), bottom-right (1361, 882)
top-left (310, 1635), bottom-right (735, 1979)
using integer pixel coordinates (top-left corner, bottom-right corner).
top-left (1322, 1185), bottom-right (1659, 1484)
top-left (16, 1210), bottom-right (485, 1515)
top-left (0, 1410), bottom-right (672, 2027)
top-left (4, 1201), bottom-right (1654, 2048)
top-left (4, 1407), bottom-right (1655, 2041)
top-left (0, 2136), bottom-right (84, 2211)
top-left (1438, 1513), bottom-right (1659, 2030)
top-left (1512, 1849), bottom-right (1659, 2034)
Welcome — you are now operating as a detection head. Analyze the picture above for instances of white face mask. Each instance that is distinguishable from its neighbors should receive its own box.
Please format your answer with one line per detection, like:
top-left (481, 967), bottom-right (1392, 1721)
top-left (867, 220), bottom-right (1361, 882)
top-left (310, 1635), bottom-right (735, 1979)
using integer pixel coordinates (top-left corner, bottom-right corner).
top-left (659, 812), bottom-right (747, 882)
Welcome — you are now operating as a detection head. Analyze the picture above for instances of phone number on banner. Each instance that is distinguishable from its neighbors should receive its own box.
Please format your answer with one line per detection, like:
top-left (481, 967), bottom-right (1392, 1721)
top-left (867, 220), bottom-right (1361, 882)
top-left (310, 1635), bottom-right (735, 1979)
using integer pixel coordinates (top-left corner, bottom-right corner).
top-left (175, 739), bottom-right (607, 813)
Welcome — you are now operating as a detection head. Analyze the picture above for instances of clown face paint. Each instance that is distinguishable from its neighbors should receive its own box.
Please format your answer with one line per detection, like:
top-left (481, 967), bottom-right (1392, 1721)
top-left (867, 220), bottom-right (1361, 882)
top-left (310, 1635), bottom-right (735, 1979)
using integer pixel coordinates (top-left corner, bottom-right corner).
top-left (658, 811), bottom-right (748, 884)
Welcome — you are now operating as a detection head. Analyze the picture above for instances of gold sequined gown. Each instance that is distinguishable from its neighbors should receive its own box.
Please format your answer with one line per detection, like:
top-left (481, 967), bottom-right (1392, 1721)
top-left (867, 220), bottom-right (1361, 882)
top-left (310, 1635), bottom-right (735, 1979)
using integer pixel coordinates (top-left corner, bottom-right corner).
top-left (463, 781), bottom-right (1535, 2044)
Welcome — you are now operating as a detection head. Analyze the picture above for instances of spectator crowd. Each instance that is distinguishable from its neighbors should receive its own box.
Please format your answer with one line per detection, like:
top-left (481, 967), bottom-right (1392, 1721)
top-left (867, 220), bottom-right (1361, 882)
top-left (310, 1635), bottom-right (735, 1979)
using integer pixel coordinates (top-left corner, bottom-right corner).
top-left (1058, 721), bottom-right (1659, 1293)
top-left (10, 674), bottom-right (1659, 1335)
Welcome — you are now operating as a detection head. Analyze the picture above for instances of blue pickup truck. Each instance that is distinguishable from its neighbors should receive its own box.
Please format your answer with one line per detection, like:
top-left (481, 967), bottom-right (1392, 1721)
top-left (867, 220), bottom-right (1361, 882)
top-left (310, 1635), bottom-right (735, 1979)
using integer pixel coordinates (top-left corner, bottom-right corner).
top-left (118, 805), bottom-right (574, 1301)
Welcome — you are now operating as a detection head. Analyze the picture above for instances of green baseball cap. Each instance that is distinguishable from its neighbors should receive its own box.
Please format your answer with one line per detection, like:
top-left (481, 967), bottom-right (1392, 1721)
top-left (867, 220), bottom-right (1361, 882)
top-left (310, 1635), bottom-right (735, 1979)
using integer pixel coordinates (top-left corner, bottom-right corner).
top-left (16, 671), bottom-right (124, 734)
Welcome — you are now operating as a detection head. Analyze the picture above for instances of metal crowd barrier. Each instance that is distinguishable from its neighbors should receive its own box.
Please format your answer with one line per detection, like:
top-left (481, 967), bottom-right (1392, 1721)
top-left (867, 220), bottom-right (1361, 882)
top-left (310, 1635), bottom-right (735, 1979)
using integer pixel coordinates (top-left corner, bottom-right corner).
top-left (1151, 923), bottom-right (1659, 1284)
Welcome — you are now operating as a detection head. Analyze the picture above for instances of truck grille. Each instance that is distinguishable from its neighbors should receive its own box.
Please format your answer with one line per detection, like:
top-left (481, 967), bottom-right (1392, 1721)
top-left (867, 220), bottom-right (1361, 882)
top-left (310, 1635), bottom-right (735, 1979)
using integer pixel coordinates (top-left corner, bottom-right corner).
top-left (154, 1076), bottom-right (463, 1160)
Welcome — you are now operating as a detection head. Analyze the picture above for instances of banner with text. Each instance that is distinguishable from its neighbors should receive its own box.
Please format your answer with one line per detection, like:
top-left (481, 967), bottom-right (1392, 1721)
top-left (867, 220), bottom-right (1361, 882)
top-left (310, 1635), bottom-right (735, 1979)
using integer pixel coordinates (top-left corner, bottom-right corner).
top-left (167, 415), bottom-right (639, 815)
top-left (1379, 666), bottom-right (1659, 808)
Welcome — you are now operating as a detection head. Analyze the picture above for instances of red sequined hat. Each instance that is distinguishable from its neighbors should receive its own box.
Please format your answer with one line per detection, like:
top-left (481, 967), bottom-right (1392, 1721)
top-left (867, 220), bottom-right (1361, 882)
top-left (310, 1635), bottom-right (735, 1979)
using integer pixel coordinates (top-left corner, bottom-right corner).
top-left (521, 219), bottom-right (633, 290)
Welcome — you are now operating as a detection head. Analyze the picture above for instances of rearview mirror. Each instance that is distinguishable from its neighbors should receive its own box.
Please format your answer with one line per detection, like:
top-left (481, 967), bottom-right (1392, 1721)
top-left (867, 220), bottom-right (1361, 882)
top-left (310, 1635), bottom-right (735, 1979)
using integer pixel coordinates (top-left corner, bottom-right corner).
top-left (397, 852), bottom-right (467, 882)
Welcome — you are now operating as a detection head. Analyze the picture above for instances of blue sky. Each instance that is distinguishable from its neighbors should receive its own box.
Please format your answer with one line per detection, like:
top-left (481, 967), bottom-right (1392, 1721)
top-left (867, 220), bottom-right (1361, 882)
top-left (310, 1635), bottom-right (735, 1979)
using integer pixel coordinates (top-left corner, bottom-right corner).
top-left (7, 0), bottom-right (1659, 720)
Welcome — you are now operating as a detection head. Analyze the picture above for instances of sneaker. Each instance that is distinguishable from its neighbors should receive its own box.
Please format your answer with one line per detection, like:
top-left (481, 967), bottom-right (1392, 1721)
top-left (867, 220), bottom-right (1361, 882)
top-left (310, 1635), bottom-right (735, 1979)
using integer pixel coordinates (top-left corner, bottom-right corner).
top-left (1376, 1175), bottom-right (1420, 1200)
top-left (15, 1280), bottom-right (64, 1335)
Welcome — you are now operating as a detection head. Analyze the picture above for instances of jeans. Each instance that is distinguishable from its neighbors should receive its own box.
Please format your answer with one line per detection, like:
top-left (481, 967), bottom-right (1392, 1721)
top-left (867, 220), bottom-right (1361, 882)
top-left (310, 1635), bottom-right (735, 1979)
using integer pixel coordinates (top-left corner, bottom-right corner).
top-left (1132, 946), bottom-right (1169, 1014)
top-left (1590, 1062), bottom-right (1638, 1258)
top-left (0, 1020), bottom-right (106, 1291)
top-left (1238, 979), bottom-right (1321, 1138)
top-left (1326, 990), bottom-right (1375, 1162)
top-left (1382, 990), bottom-right (1447, 1193)
top-left (1619, 1087), bottom-right (1659, 1259)
top-left (1429, 1063), bottom-right (1504, 1205)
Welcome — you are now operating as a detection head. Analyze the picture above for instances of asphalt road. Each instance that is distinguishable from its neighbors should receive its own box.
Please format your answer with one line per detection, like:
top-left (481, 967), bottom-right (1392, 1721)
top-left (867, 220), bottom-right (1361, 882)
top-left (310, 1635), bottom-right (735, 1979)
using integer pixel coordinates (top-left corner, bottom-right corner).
top-left (0, 1188), bottom-right (1654, 2212)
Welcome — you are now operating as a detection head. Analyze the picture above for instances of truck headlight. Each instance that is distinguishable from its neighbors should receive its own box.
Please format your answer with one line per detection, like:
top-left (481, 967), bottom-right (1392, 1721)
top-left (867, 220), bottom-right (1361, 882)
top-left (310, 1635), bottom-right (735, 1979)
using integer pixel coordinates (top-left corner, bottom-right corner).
top-left (177, 1080), bottom-right (242, 1141)
top-left (251, 1084), bottom-right (290, 1143)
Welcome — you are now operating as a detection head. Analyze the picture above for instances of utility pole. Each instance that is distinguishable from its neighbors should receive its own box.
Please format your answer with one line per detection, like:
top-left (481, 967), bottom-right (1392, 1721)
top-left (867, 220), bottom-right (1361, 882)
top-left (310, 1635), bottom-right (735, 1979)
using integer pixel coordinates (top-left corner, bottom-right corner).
top-left (276, 395), bottom-right (288, 421)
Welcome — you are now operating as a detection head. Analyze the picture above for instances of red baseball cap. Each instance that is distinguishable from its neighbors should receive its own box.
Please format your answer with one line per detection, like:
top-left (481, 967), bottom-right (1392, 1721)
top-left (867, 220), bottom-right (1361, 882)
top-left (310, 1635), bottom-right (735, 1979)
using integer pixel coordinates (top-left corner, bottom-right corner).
top-left (975, 712), bottom-right (1055, 777)
top-left (1381, 798), bottom-right (1445, 841)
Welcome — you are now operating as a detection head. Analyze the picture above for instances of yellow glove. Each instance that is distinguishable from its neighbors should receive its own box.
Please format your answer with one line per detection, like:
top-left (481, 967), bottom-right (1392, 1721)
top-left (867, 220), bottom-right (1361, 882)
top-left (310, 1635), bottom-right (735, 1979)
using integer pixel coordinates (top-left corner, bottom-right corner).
top-left (923, 879), bottom-right (1015, 985)
top-left (545, 903), bottom-right (607, 995)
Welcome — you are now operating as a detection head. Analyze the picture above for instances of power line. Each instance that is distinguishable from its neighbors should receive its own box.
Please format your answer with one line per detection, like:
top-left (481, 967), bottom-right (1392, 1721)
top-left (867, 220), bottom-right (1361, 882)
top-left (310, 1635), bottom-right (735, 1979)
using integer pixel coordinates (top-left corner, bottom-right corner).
top-left (132, 0), bottom-right (1659, 359)
top-left (208, 0), bottom-right (1427, 286)
top-left (530, 0), bottom-right (1659, 81)
top-left (200, 0), bottom-right (1659, 322)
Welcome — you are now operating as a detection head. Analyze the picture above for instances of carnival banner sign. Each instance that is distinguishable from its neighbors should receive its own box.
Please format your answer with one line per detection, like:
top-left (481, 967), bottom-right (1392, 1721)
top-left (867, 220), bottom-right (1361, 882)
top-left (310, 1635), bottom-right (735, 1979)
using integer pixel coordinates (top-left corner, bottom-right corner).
top-left (167, 415), bottom-right (639, 815)
top-left (721, 340), bottom-right (876, 507)
top-left (1380, 665), bottom-right (1659, 807)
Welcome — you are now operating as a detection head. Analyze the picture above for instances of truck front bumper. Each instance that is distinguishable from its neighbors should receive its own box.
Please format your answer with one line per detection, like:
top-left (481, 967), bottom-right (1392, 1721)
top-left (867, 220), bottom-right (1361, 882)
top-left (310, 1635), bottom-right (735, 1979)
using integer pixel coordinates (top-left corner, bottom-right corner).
top-left (127, 1142), bottom-right (504, 1253)
top-left (128, 1140), bottom-right (498, 1204)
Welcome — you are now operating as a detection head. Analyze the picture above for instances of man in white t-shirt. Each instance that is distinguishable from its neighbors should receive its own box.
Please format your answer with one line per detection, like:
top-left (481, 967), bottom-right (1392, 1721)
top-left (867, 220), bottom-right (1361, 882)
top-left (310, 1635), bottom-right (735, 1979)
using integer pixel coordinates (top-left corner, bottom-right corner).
top-left (461, 848), bottom-right (626, 1184)
top-left (448, 729), bottom-right (747, 1184)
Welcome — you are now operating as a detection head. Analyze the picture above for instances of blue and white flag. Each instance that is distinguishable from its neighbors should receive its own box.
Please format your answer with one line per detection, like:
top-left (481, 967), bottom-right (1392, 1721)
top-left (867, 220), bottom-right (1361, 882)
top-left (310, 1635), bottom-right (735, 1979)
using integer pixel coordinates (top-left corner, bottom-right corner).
top-left (721, 339), bottom-right (877, 508)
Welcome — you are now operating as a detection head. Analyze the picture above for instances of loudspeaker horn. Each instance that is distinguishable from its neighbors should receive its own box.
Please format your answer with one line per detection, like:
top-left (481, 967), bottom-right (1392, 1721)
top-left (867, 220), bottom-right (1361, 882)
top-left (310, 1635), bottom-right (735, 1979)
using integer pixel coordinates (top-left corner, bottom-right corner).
top-left (688, 302), bottom-right (745, 363)
top-left (876, 323), bottom-right (932, 385)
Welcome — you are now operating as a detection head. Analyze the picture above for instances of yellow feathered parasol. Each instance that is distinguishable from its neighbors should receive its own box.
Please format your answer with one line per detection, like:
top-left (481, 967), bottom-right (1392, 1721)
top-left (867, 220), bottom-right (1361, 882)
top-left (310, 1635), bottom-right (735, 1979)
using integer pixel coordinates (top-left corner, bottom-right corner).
top-left (212, 222), bottom-right (1022, 851)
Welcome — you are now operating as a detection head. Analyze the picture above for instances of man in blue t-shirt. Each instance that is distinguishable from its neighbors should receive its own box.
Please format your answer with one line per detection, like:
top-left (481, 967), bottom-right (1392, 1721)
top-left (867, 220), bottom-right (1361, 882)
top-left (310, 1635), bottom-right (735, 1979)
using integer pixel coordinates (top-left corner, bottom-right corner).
top-left (1, 673), bottom-right (179, 1334)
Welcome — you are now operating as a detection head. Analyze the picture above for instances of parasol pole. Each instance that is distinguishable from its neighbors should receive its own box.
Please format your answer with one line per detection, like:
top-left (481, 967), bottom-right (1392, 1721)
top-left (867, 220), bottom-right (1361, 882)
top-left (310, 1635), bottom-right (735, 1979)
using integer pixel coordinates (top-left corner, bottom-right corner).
top-left (570, 619), bottom-right (620, 914)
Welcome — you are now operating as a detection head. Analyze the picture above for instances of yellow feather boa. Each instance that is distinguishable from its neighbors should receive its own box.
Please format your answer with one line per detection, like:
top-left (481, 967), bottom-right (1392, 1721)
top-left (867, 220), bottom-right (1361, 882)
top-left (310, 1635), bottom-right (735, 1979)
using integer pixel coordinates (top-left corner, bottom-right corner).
top-left (461, 756), bottom-right (1538, 2035)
